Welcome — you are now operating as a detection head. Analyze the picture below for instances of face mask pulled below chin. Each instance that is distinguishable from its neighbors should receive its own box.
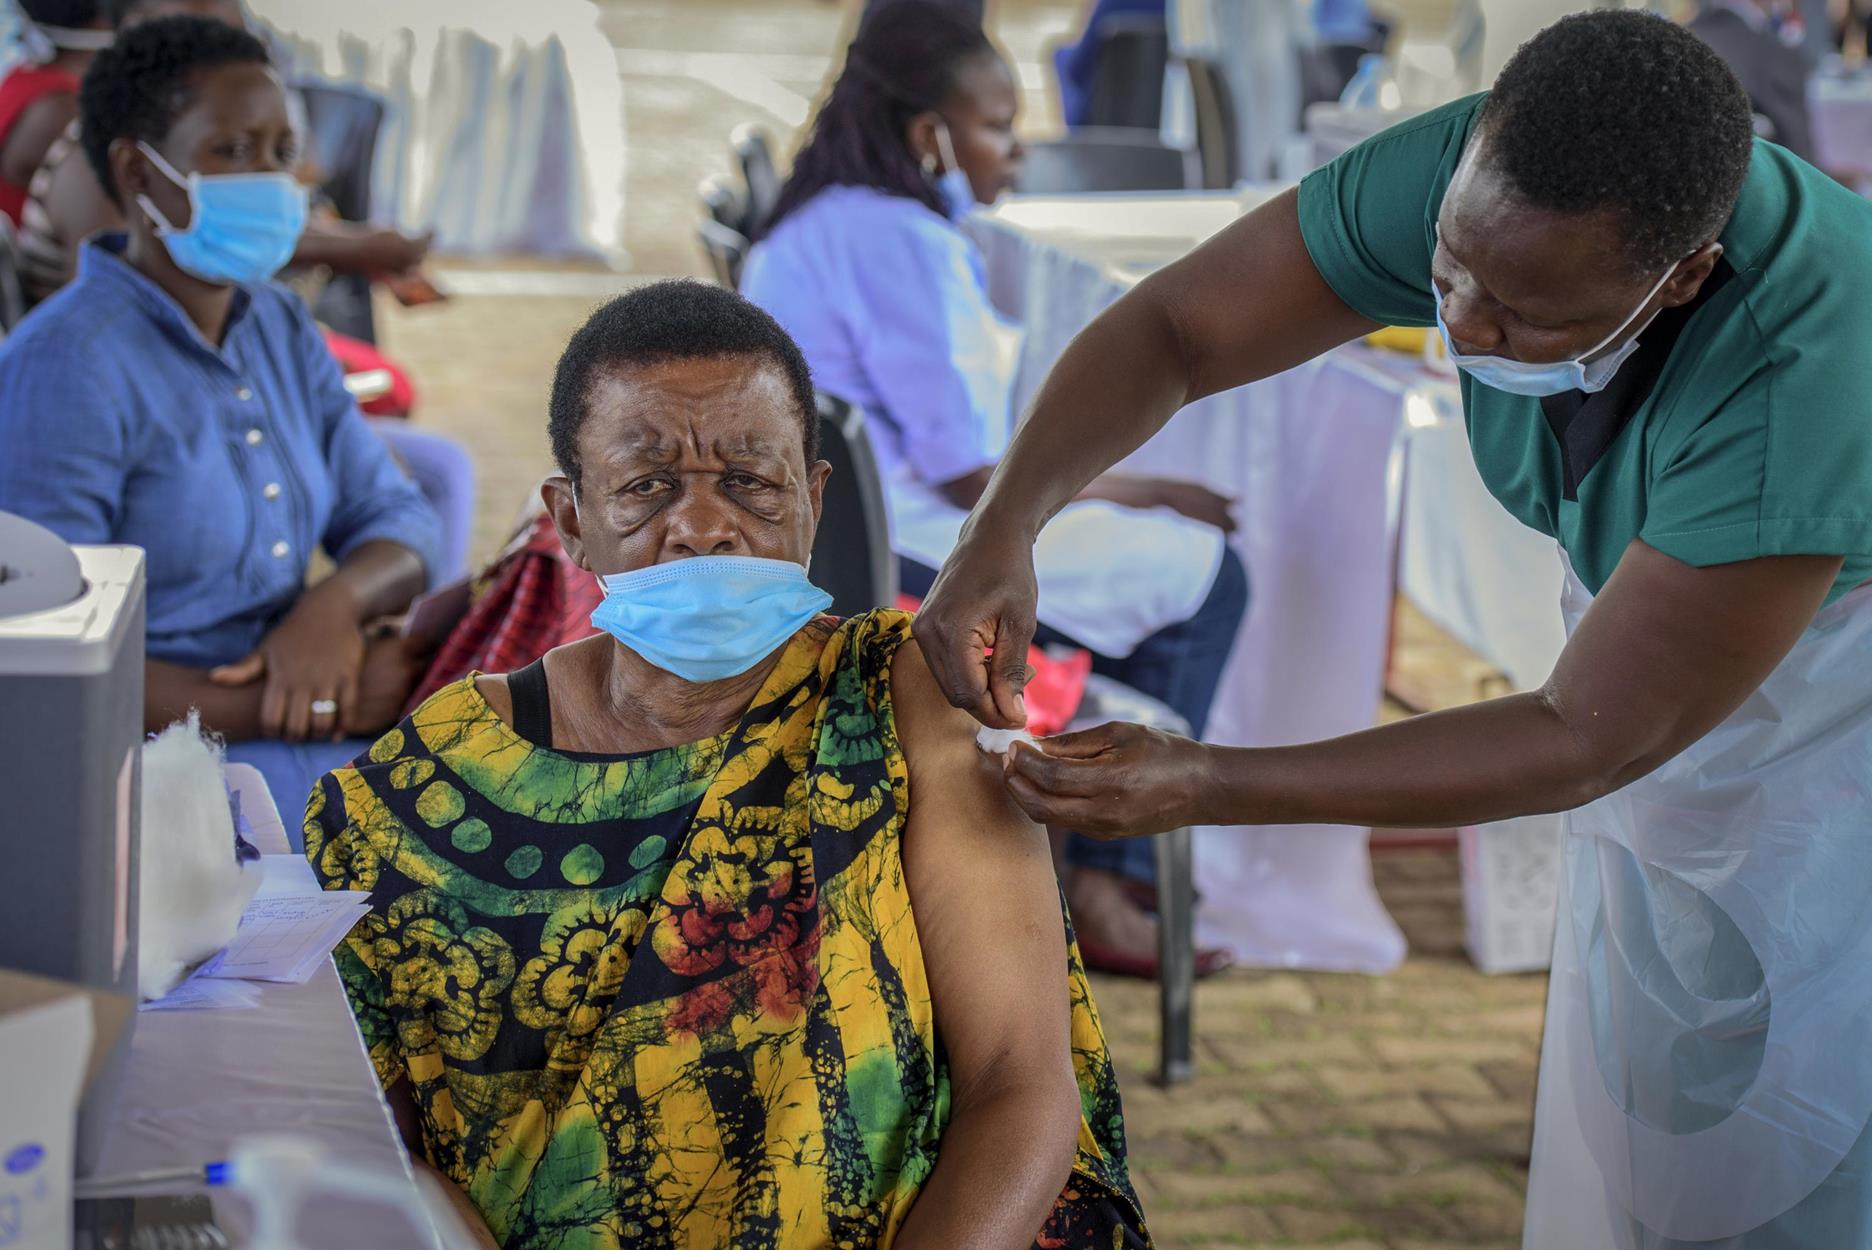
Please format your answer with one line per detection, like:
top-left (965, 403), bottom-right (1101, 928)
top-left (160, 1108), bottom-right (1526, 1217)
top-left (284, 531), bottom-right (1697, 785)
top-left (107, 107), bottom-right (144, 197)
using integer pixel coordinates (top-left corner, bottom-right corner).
top-left (589, 555), bottom-right (833, 684)
top-left (930, 121), bottom-right (976, 220)
top-left (136, 141), bottom-right (308, 286)
top-left (1432, 252), bottom-right (1678, 399)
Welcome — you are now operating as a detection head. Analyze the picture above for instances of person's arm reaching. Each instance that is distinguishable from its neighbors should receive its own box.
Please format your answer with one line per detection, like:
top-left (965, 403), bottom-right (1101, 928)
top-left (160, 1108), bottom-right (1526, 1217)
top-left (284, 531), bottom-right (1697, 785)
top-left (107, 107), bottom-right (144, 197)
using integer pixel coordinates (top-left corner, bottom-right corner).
top-left (935, 466), bottom-right (1237, 534)
top-left (290, 221), bottom-right (432, 277)
top-left (890, 640), bottom-right (1083, 1250)
top-left (914, 188), bottom-right (1378, 726)
top-left (1001, 543), bottom-right (1841, 835)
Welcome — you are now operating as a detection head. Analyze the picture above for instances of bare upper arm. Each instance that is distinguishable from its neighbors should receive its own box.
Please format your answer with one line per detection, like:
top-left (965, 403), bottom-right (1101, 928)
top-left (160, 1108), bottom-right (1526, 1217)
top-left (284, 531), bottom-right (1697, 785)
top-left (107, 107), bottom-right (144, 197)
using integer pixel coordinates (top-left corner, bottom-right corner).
top-left (1, 93), bottom-right (76, 190)
top-left (1546, 541), bottom-right (1841, 785)
top-left (1144, 186), bottom-right (1381, 405)
top-left (890, 639), bottom-right (1076, 1106)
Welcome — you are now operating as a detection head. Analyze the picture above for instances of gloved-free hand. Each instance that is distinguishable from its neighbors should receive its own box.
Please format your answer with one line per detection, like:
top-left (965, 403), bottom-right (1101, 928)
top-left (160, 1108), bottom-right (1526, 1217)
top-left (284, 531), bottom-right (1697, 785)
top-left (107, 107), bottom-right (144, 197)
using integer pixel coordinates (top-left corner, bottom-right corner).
top-left (1000, 721), bottom-right (1216, 838)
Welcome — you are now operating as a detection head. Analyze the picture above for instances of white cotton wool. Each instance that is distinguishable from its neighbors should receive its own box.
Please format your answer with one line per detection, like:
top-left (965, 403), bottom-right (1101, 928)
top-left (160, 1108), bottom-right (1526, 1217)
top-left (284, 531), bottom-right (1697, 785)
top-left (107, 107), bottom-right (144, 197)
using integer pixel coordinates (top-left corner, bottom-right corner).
top-left (138, 713), bottom-right (262, 1000)
top-left (975, 726), bottom-right (1039, 756)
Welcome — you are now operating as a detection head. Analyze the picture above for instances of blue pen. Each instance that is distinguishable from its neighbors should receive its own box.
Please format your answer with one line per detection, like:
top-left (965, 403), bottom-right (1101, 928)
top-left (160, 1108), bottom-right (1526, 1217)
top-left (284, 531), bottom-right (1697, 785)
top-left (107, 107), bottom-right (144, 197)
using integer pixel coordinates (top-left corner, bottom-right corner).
top-left (73, 1161), bottom-right (233, 1198)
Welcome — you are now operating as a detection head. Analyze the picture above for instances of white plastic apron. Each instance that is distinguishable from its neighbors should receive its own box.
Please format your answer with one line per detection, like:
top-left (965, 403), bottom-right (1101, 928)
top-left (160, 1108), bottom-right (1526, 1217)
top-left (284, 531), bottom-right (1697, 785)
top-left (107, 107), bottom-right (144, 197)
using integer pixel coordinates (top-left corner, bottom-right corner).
top-left (888, 304), bottom-right (1226, 659)
top-left (1524, 557), bottom-right (1872, 1248)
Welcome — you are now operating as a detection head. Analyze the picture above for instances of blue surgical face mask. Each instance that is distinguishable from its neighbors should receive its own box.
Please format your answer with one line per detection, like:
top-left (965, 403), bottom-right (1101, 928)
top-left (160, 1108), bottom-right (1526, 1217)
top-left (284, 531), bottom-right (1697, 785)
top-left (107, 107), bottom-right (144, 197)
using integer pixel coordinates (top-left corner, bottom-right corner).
top-left (1432, 227), bottom-right (1678, 398)
top-left (929, 121), bottom-right (976, 221)
top-left (136, 141), bottom-right (309, 286)
top-left (589, 555), bottom-right (833, 684)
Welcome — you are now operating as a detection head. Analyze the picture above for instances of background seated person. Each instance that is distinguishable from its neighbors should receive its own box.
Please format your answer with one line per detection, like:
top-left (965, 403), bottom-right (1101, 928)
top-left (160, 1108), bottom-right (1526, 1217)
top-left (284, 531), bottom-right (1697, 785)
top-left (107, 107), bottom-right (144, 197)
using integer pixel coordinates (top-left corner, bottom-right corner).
top-left (305, 281), bottom-right (1150, 1250)
top-left (0, 0), bottom-right (110, 225)
top-left (16, 0), bottom-right (433, 313)
top-left (743, 0), bottom-right (1245, 977)
top-left (0, 16), bottom-right (440, 824)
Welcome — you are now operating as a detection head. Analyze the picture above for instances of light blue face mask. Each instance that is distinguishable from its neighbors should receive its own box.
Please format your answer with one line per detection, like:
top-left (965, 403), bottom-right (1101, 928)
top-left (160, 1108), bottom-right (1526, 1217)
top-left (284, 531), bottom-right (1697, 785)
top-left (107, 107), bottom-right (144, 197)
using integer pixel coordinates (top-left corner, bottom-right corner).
top-left (589, 555), bottom-right (833, 684)
top-left (929, 121), bottom-right (977, 221)
top-left (1432, 227), bottom-right (1678, 398)
top-left (136, 141), bottom-right (309, 286)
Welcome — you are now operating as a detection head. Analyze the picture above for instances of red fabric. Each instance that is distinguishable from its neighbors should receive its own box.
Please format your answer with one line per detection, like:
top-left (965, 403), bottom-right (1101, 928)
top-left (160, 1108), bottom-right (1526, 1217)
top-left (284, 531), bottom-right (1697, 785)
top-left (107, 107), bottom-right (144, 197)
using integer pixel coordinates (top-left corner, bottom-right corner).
top-left (405, 512), bottom-right (603, 713)
top-left (320, 326), bottom-right (417, 417)
top-left (893, 593), bottom-right (1091, 736)
top-left (0, 65), bottom-right (78, 225)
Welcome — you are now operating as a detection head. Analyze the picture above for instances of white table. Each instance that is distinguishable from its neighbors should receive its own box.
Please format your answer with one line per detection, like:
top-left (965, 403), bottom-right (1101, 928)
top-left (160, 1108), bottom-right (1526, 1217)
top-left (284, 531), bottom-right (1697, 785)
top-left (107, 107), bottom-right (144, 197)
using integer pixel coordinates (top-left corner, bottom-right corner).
top-left (1810, 68), bottom-right (1872, 178)
top-left (969, 191), bottom-right (1565, 971)
top-left (251, 0), bottom-right (626, 259)
top-left (97, 765), bottom-right (442, 1250)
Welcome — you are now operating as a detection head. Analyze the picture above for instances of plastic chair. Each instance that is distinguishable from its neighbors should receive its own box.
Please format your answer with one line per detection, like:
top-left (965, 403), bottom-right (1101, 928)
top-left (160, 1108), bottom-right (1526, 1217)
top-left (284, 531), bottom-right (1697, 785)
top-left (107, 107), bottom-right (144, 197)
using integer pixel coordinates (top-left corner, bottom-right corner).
top-left (812, 393), bottom-right (898, 617)
top-left (1181, 56), bottom-right (1240, 189)
top-left (294, 80), bottom-right (389, 346)
top-left (697, 176), bottom-right (752, 288)
top-left (1015, 128), bottom-right (1199, 193)
top-left (293, 80), bottom-right (386, 224)
top-left (1080, 13), bottom-right (1170, 131)
top-left (1070, 675), bottom-right (1198, 1086)
top-left (732, 125), bottom-right (781, 236)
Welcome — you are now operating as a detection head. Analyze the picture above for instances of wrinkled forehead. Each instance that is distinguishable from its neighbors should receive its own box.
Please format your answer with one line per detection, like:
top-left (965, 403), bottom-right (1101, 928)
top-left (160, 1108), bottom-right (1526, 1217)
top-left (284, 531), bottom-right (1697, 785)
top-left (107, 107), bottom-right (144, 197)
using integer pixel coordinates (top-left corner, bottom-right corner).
top-left (580, 355), bottom-right (805, 469)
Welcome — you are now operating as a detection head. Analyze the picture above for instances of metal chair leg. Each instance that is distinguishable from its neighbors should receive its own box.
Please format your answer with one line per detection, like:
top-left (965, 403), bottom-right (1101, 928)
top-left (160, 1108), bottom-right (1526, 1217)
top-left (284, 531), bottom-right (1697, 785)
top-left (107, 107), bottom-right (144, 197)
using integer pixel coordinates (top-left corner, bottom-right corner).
top-left (1155, 825), bottom-right (1195, 1085)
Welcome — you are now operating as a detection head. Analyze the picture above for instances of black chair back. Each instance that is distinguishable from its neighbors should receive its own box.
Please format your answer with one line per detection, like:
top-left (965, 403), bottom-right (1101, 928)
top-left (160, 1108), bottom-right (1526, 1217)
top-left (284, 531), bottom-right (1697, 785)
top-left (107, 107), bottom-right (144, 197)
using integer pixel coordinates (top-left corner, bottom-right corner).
top-left (0, 216), bottom-right (24, 336)
top-left (697, 220), bottom-right (749, 289)
top-left (293, 80), bottom-right (386, 224)
top-left (1015, 127), bottom-right (1196, 194)
top-left (697, 176), bottom-right (752, 287)
top-left (1081, 13), bottom-right (1168, 130)
top-left (1181, 56), bottom-right (1239, 189)
top-left (295, 81), bottom-right (389, 343)
top-left (811, 392), bottom-right (897, 618)
top-left (732, 126), bottom-right (781, 235)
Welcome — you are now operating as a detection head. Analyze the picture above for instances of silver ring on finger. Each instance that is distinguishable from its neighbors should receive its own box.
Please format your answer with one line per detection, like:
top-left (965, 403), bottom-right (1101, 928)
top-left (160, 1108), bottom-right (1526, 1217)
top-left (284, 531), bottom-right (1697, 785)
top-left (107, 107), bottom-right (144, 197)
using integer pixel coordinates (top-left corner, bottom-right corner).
top-left (310, 698), bottom-right (339, 717)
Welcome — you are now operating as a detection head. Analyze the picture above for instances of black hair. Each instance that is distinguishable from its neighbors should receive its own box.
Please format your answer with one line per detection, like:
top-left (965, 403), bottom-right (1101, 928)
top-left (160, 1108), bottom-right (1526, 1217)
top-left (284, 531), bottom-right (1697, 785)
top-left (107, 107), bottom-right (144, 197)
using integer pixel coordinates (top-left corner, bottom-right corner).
top-left (1478, 10), bottom-right (1753, 273)
top-left (549, 280), bottom-right (820, 489)
top-left (78, 14), bottom-right (270, 204)
top-left (20, 0), bottom-right (102, 27)
top-left (760, 0), bottom-right (997, 236)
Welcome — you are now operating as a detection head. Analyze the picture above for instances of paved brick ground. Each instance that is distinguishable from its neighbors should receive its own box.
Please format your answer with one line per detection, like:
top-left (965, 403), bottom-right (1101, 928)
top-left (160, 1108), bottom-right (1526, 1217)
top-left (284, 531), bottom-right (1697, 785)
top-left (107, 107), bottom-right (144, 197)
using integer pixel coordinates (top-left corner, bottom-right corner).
top-left (1094, 848), bottom-right (1542, 1250)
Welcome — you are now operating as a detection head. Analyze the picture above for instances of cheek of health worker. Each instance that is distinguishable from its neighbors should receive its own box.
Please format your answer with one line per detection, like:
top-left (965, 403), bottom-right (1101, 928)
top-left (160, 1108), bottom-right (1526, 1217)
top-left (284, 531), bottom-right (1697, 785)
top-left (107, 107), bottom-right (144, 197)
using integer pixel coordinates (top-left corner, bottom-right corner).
top-left (914, 10), bottom-right (1872, 1248)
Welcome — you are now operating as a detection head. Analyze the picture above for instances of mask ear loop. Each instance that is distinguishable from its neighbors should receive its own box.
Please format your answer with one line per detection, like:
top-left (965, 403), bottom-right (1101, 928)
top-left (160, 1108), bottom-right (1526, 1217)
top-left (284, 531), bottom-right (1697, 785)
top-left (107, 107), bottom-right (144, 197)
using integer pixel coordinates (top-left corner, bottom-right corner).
top-left (133, 141), bottom-right (193, 234)
top-left (932, 119), bottom-right (961, 176)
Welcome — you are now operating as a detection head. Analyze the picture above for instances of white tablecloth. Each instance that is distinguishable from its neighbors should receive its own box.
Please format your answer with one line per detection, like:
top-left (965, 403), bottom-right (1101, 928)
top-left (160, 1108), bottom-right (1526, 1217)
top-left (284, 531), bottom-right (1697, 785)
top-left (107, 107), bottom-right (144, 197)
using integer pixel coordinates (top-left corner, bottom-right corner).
top-left (1810, 69), bottom-right (1872, 177)
top-left (251, 0), bottom-right (625, 259)
top-left (98, 765), bottom-right (442, 1250)
top-left (970, 191), bottom-right (1567, 971)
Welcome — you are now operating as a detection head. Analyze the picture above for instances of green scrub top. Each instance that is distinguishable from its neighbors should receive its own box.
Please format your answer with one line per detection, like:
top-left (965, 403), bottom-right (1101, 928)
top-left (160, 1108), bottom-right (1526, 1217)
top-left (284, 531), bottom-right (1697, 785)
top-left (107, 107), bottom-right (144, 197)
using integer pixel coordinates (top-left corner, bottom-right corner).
top-left (1298, 94), bottom-right (1872, 606)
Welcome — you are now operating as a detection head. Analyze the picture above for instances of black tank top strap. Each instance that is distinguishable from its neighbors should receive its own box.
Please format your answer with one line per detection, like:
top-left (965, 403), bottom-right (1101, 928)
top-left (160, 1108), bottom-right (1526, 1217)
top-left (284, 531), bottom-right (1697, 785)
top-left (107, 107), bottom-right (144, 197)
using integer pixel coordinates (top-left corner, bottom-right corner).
top-left (506, 658), bottom-right (554, 748)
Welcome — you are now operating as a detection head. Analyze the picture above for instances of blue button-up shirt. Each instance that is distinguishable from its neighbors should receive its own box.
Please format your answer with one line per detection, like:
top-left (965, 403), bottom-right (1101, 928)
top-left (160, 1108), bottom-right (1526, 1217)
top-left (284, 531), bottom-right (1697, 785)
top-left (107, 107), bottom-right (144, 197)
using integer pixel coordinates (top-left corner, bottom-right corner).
top-left (0, 236), bottom-right (439, 668)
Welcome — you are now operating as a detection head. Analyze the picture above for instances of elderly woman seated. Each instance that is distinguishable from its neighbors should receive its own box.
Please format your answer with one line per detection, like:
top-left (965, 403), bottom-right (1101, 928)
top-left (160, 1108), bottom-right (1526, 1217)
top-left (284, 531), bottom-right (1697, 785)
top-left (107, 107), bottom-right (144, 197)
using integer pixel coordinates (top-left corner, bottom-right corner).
top-left (306, 281), bottom-right (1151, 1250)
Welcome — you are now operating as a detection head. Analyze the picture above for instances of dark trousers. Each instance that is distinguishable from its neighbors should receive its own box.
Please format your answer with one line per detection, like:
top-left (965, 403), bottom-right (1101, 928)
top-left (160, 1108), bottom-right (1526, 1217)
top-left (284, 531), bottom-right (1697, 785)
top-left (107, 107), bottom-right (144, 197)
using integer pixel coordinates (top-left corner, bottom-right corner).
top-left (900, 547), bottom-right (1248, 883)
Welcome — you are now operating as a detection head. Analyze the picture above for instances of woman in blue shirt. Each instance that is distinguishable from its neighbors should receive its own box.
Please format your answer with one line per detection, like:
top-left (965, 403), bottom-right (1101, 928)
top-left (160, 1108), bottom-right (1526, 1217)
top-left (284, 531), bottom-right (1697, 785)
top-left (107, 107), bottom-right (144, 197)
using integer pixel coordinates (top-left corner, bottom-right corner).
top-left (0, 17), bottom-right (439, 826)
top-left (743, 0), bottom-right (1244, 976)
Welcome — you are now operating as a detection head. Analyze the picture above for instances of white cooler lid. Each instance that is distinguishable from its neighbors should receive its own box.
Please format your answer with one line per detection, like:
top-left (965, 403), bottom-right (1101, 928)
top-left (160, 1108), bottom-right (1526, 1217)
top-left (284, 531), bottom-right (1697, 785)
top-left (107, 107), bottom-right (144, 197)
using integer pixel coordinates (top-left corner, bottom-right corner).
top-left (0, 514), bottom-right (143, 677)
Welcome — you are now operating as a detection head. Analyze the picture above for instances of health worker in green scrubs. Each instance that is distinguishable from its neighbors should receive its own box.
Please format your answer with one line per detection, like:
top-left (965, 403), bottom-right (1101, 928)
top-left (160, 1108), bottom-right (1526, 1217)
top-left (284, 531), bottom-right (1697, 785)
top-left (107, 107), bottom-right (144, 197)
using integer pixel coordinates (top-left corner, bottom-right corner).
top-left (913, 11), bottom-right (1872, 1248)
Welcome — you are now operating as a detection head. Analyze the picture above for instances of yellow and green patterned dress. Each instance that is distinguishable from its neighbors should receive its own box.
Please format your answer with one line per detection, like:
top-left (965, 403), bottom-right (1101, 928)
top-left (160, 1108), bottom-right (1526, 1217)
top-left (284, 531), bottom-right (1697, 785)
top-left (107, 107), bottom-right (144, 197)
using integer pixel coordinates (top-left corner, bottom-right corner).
top-left (305, 609), bottom-right (1149, 1249)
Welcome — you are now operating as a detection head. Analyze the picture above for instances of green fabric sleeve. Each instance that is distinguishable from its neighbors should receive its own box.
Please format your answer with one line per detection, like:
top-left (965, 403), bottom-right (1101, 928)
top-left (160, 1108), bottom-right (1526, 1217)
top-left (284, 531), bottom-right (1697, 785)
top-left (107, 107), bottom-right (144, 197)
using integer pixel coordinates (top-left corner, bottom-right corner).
top-left (1295, 95), bottom-right (1484, 328)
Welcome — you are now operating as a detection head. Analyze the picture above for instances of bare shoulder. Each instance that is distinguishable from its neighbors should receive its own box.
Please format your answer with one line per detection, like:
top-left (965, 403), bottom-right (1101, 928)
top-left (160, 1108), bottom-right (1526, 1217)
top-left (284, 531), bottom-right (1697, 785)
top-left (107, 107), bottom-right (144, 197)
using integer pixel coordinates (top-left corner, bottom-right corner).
top-left (889, 636), bottom-right (1001, 776)
top-left (889, 636), bottom-right (1048, 866)
top-left (474, 672), bottom-right (513, 724)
